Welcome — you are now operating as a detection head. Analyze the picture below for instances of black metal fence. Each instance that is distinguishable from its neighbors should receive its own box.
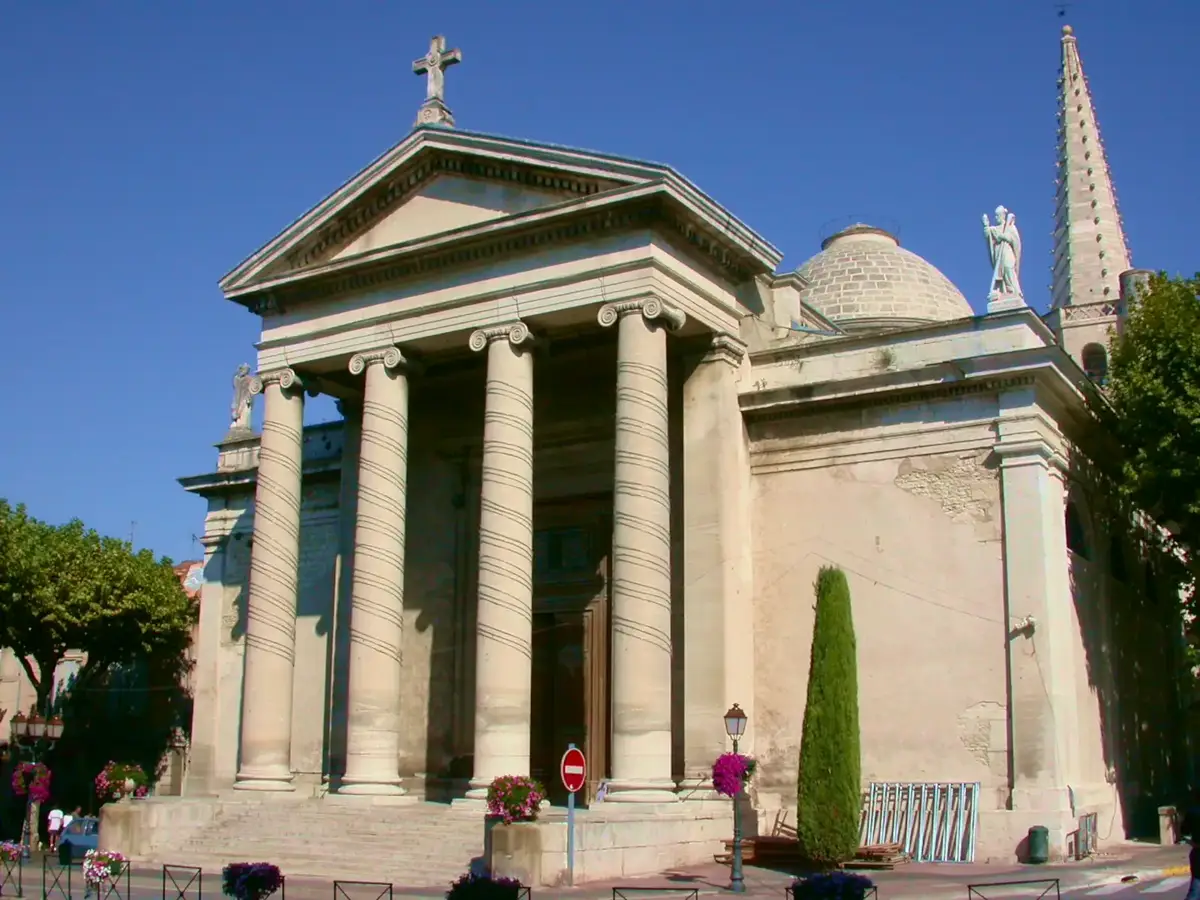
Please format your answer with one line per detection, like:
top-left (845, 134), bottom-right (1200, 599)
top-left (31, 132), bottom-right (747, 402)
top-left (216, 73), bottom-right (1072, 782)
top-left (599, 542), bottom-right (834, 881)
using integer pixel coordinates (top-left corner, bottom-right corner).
top-left (162, 865), bottom-right (202, 900)
top-left (0, 856), bottom-right (22, 898)
top-left (42, 857), bottom-right (131, 900)
top-left (613, 890), bottom-right (699, 900)
top-left (968, 879), bottom-right (1062, 900)
top-left (332, 882), bottom-right (391, 900)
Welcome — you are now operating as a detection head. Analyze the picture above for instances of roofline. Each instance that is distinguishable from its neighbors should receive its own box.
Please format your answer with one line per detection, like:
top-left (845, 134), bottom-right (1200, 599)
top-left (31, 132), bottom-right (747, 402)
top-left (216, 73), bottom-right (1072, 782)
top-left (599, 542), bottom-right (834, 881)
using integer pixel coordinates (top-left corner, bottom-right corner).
top-left (220, 126), bottom-right (781, 294)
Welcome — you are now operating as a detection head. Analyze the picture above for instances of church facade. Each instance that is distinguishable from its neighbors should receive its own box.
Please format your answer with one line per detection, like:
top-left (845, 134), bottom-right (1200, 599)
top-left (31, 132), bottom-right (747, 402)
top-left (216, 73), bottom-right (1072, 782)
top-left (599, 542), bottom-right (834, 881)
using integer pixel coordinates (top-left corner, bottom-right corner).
top-left (159, 26), bottom-right (1187, 877)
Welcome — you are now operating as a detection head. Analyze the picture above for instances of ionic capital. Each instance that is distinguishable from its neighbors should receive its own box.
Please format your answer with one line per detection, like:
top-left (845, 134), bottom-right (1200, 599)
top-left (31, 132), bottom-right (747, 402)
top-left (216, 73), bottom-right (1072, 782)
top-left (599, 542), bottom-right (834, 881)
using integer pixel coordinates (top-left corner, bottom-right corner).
top-left (348, 346), bottom-right (411, 376)
top-left (469, 320), bottom-right (538, 353)
top-left (701, 333), bottom-right (748, 368)
top-left (249, 367), bottom-right (304, 396)
top-left (597, 298), bottom-right (686, 332)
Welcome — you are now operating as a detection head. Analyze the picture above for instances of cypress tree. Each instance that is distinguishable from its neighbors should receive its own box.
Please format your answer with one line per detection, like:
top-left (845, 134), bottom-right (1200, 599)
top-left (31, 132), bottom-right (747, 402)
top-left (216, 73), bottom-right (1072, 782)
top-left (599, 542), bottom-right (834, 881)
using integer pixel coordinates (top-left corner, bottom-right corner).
top-left (796, 565), bottom-right (862, 865)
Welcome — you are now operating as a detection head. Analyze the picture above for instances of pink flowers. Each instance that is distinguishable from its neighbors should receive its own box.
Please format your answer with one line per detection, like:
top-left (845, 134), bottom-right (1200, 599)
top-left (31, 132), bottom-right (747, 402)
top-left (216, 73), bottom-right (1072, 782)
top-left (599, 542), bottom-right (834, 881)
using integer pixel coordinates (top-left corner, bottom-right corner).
top-left (712, 752), bottom-right (755, 798)
top-left (0, 841), bottom-right (22, 862)
top-left (83, 849), bottom-right (127, 886)
top-left (486, 775), bottom-right (546, 824)
top-left (95, 761), bottom-right (148, 801)
top-left (11, 762), bottom-right (51, 804)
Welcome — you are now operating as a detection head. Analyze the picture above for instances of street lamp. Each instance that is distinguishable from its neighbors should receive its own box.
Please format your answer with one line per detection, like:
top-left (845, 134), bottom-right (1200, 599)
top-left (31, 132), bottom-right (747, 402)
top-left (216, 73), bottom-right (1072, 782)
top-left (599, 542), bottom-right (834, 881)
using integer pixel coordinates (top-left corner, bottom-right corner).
top-left (10, 708), bottom-right (64, 861)
top-left (724, 704), bottom-right (748, 894)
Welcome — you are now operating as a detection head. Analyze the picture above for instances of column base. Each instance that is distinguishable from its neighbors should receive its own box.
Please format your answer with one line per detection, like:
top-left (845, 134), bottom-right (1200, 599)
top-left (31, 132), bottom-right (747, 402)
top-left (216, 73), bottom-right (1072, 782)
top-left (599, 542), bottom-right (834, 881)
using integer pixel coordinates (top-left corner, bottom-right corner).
top-left (337, 781), bottom-right (408, 797)
top-left (602, 781), bottom-right (679, 803)
top-left (233, 764), bottom-right (295, 792)
top-left (452, 795), bottom-right (488, 810)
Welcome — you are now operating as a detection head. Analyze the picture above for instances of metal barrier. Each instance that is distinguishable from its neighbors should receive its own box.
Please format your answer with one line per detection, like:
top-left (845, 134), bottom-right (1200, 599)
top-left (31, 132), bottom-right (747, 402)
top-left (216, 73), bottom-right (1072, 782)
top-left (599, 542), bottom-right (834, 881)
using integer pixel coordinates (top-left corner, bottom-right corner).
top-left (42, 857), bottom-right (74, 900)
top-left (787, 886), bottom-right (877, 900)
top-left (1077, 812), bottom-right (1098, 859)
top-left (613, 891), bottom-right (699, 900)
top-left (860, 781), bottom-right (980, 862)
top-left (90, 865), bottom-right (133, 900)
top-left (163, 864), bottom-right (203, 900)
top-left (967, 879), bottom-right (1061, 900)
top-left (0, 856), bottom-right (21, 898)
top-left (333, 882), bottom-right (392, 900)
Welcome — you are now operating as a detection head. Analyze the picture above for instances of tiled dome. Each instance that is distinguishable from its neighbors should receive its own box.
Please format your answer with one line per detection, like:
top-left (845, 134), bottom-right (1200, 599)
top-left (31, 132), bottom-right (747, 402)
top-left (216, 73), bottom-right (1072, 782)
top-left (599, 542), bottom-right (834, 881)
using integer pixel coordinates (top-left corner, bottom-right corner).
top-left (795, 224), bottom-right (973, 332)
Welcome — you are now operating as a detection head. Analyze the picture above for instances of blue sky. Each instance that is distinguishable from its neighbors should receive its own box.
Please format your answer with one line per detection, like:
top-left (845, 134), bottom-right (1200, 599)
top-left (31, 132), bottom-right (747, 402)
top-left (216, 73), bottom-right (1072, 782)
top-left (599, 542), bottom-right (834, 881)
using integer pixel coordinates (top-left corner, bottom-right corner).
top-left (1, 1), bottom-right (1196, 564)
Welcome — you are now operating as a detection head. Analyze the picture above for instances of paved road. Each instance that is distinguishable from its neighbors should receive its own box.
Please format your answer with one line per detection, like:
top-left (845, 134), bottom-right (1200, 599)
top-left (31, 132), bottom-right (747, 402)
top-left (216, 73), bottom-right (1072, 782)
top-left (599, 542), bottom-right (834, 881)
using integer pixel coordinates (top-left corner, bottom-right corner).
top-left (1063, 876), bottom-right (1192, 900)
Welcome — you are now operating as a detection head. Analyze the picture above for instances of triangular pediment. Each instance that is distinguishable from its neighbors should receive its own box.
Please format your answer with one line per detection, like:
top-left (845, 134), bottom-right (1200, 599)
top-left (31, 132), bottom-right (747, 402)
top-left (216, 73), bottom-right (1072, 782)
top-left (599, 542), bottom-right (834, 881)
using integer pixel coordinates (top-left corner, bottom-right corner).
top-left (220, 128), bottom-right (678, 294)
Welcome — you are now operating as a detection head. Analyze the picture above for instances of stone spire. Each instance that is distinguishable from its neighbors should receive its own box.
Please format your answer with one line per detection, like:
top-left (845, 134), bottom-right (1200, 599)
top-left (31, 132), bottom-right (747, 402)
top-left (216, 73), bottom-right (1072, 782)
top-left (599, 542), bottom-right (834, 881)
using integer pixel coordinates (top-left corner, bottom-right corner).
top-left (1051, 24), bottom-right (1132, 311)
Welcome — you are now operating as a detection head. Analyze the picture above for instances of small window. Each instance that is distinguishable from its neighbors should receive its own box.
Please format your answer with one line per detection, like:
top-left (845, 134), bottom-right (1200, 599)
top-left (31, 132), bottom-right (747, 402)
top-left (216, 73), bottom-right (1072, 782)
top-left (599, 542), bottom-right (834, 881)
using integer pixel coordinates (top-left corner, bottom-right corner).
top-left (1082, 343), bottom-right (1109, 385)
top-left (1066, 502), bottom-right (1090, 559)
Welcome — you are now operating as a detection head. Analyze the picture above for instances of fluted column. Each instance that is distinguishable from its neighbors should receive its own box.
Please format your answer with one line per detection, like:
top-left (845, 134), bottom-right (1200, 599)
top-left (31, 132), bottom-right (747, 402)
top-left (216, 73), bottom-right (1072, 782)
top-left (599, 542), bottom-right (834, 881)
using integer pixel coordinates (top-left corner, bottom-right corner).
top-left (465, 321), bottom-right (537, 799)
top-left (235, 367), bottom-right (305, 792)
top-left (598, 298), bottom-right (686, 803)
top-left (339, 347), bottom-right (413, 794)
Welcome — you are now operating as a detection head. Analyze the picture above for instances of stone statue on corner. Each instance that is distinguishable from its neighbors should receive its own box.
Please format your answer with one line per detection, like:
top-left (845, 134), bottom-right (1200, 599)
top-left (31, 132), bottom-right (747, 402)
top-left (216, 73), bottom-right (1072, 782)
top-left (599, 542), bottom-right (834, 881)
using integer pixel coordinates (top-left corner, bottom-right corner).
top-left (229, 363), bottom-right (254, 435)
top-left (983, 206), bottom-right (1026, 311)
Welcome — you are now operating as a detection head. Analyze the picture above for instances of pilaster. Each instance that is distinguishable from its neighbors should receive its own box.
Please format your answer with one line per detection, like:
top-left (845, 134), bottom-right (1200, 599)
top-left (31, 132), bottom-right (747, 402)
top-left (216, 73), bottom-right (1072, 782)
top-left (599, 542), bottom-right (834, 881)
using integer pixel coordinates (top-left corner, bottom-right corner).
top-left (680, 334), bottom-right (752, 799)
top-left (183, 530), bottom-right (228, 796)
top-left (598, 298), bottom-right (685, 803)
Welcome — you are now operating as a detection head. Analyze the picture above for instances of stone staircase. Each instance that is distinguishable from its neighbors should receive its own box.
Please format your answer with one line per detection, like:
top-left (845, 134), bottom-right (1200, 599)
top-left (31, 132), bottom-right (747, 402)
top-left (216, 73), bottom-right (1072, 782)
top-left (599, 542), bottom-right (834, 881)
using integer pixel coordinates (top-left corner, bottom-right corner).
top-left (141, 798), bottom-right (484, 887)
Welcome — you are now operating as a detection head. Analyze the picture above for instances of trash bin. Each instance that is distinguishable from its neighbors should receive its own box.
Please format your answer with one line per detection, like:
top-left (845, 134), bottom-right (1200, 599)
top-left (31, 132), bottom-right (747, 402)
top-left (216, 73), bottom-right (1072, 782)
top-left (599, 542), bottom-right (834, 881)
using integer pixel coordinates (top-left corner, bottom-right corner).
top-left (58, 838), bottom-right (72, 866)
top-left (1028, 825), bottom-right (1050, 864)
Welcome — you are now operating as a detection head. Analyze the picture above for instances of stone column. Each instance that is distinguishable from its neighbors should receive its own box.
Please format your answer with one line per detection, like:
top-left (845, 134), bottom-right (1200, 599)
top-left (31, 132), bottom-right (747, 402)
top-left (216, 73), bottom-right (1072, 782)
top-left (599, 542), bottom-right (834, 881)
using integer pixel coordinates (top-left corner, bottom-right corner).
top-left (340, 348), bottom-right (412, 795)
top-left (994, 386), bottom-right (1078, 838)
top-left (465, 322), bottom-right (537, 799)
top-left (598, 298), bottom-right (686, 803)
top-left (680, 334), bottom-right (753, 799)
top-left (183, 531), bottom-right (229, 795)
top-left (235, 367), bottom-right (305, 792)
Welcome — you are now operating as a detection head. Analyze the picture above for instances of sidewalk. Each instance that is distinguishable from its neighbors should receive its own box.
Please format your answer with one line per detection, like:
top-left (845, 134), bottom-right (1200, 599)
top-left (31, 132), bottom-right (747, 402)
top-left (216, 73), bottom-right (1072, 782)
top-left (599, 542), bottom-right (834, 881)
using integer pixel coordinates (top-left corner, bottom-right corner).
top-left (108, 842), bottom-right (1191, 899)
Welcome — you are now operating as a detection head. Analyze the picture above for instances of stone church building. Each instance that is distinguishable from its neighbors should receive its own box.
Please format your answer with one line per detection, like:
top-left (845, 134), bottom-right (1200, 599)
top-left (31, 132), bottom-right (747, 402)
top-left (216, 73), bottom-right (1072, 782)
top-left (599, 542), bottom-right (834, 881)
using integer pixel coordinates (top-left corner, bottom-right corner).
top-left (117, 26), bottom-right (1187, 882)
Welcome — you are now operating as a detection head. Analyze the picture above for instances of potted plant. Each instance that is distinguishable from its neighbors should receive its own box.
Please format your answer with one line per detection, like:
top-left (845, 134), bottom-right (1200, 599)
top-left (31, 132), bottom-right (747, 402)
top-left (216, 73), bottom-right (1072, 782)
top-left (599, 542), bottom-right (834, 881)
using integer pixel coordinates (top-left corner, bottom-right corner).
top-left (790, 872), bottom-right (876, 900)
top-left (486, 775), bottom-right (545, 824)
top-left (94, 762), bottom-right (148, 802)
top-left (446, 872), bottom-right (525, 899)
top-left (222, 863), bottom-right (284, 900)
top-left (83, 849), bottom-right (128, 888)
top-left (0, 840), bottom-right (21, 863)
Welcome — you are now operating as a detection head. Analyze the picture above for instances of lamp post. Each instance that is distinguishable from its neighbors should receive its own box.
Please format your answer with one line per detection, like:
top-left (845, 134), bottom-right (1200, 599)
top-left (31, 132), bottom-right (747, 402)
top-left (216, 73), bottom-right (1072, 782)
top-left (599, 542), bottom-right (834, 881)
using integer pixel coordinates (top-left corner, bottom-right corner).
top-left (10, 708), bottom-right (64, 861)
top-left (724, 703), bottom-right (748, 894)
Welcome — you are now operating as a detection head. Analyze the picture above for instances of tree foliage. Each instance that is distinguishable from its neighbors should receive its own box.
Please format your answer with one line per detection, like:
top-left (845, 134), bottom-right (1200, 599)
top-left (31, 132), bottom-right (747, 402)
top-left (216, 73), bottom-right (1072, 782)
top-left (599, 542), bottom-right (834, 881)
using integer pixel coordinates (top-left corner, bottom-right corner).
top-left (796, 566), bottom-right (862, 865)
top-left (0, 500), bottom-right (196, 712)
top-left (1106, 274), bottom-right (1200, 574)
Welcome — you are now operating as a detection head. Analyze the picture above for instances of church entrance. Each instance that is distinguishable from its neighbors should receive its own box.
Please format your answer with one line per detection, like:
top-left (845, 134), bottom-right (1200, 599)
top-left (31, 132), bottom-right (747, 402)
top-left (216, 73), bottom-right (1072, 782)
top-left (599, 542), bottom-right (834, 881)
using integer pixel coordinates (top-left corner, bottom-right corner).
top-left (530, 496), bottom-right (610, 807)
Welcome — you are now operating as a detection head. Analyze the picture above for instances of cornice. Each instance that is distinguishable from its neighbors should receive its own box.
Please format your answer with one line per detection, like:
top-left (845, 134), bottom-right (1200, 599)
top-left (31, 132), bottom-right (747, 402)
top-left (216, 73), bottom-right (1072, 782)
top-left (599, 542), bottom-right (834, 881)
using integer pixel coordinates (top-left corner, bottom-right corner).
top-left (597, 297), bottom-right (686, 332)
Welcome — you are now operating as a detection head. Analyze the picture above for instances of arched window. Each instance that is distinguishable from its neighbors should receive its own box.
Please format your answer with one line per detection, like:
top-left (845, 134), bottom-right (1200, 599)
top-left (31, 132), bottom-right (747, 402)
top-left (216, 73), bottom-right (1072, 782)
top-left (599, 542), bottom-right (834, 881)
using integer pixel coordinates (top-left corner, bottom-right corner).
top-left (1066, 501), bottom-right (1090, 558)
top-left (1082, 343), bottom-right (1109, 385)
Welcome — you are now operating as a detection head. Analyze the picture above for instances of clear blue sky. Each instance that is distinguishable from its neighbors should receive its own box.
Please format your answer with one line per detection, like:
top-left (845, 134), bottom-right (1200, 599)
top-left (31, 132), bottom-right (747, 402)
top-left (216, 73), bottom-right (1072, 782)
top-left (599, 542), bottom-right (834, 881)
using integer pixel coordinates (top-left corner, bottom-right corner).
top-left (1, 1), bottom-right (1196, 564)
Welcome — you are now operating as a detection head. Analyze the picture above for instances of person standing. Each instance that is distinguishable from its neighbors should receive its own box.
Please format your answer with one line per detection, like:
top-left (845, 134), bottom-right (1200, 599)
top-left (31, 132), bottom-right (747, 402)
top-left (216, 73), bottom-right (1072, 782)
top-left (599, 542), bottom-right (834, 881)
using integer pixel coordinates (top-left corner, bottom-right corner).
top-left (46, 806), bottom-right (63, 851)
top-left (1178, 794), bottom-right (1200, 900)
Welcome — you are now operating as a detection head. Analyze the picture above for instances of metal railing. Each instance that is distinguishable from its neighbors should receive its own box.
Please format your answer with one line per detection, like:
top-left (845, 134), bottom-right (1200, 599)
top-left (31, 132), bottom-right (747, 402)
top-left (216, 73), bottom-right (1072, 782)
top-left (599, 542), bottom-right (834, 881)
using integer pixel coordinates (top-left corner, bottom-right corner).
top-left (42, 857), bottom-right (131, 900)
top-left (162, 864), bottom-right (202, 900)
top-left (332, 882), bottom-right (392, 900)
top-left (967, 879), bottom-right (1061, 900)
top-left (786, 887), bottom-right (877, 900)
top-left (613, 891), bottom-right (699, 900)
top-left (0, 855), bottom-right (22, 898)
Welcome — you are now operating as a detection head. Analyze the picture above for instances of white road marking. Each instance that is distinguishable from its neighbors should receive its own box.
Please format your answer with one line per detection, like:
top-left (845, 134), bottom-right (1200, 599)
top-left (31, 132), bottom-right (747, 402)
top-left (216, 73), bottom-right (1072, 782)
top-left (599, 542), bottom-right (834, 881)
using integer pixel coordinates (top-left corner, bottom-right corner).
top-left (1140, 877), bottom-right (1189, 893)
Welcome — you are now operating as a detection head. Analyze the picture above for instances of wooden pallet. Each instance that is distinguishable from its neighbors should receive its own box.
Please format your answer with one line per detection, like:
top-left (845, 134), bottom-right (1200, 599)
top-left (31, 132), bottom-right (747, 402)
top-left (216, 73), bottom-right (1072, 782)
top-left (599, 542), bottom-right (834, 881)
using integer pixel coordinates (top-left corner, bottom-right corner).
top-left (842, 842), bottom-right (909, 870)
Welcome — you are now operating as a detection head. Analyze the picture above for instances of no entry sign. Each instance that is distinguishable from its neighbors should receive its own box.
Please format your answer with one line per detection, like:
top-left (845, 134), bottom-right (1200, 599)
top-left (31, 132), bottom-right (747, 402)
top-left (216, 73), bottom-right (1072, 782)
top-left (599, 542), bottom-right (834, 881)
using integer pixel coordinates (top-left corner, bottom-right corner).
top-left (560, 747), bottom-right (587, 794)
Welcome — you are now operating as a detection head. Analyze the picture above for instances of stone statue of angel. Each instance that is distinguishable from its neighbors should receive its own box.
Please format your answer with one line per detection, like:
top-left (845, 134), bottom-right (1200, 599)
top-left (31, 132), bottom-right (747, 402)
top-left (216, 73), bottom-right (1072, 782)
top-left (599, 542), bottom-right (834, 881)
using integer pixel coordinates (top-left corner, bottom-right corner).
top-left (983, 206), bottom-right (1023, 300)
top-left (230, 363), bottom-right (254, 432)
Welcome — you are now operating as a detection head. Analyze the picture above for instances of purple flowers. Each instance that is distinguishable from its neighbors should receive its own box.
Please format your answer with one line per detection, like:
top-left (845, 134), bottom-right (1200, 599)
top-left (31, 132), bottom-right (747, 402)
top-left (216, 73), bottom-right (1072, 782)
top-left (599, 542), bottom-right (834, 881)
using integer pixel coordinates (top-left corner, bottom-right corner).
top-left (446, 872), bottom-right (525, 899)
top-left (11, 762), bottom-right (51, 804)
top-left (790, 872), bottom-right (875, 900)
top-left (712, 752), bottom-right (755, 798)
top-left (486, 775), bottom-right (546, 824)
top-left (222, 863), bottom-right (283, 900)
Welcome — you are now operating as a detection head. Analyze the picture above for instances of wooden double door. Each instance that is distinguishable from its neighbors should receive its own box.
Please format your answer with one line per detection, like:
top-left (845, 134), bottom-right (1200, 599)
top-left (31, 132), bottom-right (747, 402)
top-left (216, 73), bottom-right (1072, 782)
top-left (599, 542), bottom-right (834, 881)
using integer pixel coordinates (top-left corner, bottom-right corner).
top-left (530, 497), bottom-right (611, 807)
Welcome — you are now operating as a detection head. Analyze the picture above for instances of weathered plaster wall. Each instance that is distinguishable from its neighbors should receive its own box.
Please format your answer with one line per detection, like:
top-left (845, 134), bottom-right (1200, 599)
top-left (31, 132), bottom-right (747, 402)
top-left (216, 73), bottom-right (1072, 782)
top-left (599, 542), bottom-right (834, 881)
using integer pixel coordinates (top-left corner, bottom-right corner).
top-left (748, 394), bottom-right (1008, 818)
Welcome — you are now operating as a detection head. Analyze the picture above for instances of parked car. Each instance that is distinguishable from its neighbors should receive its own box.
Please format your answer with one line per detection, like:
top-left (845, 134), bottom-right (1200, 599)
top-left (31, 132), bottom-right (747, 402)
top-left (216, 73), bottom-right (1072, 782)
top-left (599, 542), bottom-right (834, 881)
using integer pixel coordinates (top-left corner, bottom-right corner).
top-left (58, 816), bottom-right (99, 863)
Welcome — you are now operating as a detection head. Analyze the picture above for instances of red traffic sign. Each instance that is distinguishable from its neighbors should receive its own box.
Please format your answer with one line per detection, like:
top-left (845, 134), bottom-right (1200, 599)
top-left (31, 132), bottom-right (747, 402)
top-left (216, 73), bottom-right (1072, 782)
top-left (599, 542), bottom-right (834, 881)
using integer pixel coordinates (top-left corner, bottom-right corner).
top-left (560, 747), bottom-right (587, 793)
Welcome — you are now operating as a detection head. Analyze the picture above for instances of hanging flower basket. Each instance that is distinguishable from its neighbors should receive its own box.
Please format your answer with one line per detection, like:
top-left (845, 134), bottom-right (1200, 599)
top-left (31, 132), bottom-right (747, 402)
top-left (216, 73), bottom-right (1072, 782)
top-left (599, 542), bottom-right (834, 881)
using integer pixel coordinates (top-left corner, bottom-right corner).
top-left (0, 841), bottom-right (22, 863)
top-left (83, 849), bottom-right (127, 886)
top-left (485, 775), bottom-right (546, 824)
top-left (94, 762), bottom-right (148, 802)
top-left (11, 762), bottom-right (51, 804)
top-left (222, 862), bottom-right (283, 900)
top-left (711, 752), bottom-right (755, 798)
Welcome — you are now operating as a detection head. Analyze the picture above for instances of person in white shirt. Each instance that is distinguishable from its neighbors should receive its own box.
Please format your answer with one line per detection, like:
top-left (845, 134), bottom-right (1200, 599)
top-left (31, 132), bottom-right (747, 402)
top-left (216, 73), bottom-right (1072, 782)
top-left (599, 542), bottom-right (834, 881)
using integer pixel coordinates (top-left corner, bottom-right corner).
top-left (47, 808), bottom-right (63, 851)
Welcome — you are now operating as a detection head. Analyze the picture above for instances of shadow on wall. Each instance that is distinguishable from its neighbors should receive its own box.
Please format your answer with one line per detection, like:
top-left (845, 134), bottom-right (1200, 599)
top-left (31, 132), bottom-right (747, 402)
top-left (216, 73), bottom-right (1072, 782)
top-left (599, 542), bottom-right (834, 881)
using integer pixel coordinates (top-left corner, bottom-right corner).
top-left (1068, 482), bottom-right (1189, 841)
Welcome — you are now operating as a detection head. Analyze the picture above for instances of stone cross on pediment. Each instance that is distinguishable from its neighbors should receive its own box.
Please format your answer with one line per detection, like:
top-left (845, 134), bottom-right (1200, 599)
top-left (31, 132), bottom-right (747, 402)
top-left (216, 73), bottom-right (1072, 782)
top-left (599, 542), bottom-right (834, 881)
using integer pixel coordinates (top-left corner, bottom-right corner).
top-left (413, 35), bottom-right (461, 105)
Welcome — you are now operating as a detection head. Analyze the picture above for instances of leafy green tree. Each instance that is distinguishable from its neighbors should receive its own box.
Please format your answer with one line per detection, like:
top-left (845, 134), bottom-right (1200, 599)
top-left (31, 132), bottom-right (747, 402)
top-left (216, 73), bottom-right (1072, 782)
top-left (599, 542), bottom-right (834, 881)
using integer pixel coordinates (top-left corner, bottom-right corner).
top-left (0, 500), bottom-right (196, 715)
top-left (1106, 274), bottom-right (1200, 566)
top-left (796, 566), bottom-right (862, 865)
